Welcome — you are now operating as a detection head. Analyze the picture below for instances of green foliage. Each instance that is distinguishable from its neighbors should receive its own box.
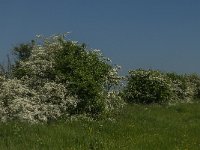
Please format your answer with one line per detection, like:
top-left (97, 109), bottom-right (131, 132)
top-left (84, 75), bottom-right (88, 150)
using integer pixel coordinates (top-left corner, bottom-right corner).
top-left (187, 74), bottom-right (200, 99)
top-left (12, 41), bottom-right (35, 79)
top-left (165, 72), bottom-right (195, 103)
top-left (13, 40), bottom-right (35, 61)
top-left (0, 64), bottom-right (6, 76)
top-left (53, 39), bottom-right (113, 115)
top-left (8, 34), bottom-right (123, 120)
top-left (123, 69), bottom-right (173, 104)
top-left (0, 55), bottom-right (13, 78)
top-left (123, 69), bottom-right (200, 105)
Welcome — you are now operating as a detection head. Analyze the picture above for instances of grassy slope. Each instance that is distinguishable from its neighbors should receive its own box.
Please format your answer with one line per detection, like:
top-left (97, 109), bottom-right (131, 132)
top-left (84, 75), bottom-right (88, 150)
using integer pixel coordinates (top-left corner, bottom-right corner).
top-left (0, 103), bottom-right (200, 150)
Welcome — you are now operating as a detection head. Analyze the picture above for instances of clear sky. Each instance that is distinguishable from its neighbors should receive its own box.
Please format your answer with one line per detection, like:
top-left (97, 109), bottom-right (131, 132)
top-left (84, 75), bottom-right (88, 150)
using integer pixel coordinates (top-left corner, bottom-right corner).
top-left (0, 0), bottom-right (200, 74)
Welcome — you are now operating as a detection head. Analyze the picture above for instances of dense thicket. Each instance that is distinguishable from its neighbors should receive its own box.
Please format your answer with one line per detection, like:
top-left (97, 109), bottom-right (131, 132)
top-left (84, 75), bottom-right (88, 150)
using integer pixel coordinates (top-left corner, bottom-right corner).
top-left (123, 69), bottom-right (173, 104)
top-left (123, 69), bottom-right (200, 104)
top-left (0, 34), bottom-right (124, 123)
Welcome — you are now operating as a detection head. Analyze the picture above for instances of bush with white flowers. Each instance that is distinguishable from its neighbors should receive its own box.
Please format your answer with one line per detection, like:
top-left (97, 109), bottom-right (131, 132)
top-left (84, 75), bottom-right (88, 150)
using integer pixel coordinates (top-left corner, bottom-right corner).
top-left (187, 74), bottom-right (200, 100)
top-left (0, 34), bottom-right (124, 123)
top-left (0, 75), bottom-right (78, 123)
top-left (166, 73), bottom-right (195, 103)
top-left (123, 69), bottom-right (200, 105)
top-left (0, 76), bottom-right (39, 123)
top-left (123, 69), bottom-right (174, 104)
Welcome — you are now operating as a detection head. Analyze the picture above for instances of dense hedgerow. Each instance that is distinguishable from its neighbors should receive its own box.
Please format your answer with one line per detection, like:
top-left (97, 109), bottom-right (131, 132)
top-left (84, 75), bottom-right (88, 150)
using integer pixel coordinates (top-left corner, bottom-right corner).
top-left (2, 33), bottom-right (200, 123)
top-left (0, 34), bottom-right (124, 123)
top-left (123, 69), bottom-right (173, 104)
top-left (123, 69), bottom-right (200, 105)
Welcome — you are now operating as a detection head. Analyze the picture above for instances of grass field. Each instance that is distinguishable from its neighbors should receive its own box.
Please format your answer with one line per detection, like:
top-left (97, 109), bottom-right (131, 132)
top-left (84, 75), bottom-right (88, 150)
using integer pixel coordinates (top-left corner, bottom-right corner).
top-left (1, 103), bottom-right (200, 150)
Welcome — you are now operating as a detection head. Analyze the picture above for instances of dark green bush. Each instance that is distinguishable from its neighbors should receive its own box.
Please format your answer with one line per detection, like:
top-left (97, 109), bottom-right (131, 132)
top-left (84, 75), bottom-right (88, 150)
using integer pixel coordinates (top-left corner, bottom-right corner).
top-left (123, 69), bottom-right (173, 104)
top-left (12, 41), bottom-right (35, 79)
top-left (53, 40), bottom-right (112, 115)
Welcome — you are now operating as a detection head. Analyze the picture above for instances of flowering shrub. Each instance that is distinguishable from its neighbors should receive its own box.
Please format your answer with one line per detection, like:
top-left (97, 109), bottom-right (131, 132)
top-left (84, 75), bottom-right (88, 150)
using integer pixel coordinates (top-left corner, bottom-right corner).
top-left (187, 74), bottom-right (200, 99)
top-left (165, 73), bottom-right (195, 103)
top-left (0, 75), bottom-right (78, 123)
top-left (123, 69), bottom-right (199, 105)
top-left (0, 34), bottom-right (124, 123)
top-left (52, 38), bottom-right (123, 115)
top-left (123, 69), bottom-right (173, 104)
top-left (0, 76), bottom-right (39, 123)
top-left (105, 91), bottom-right (125, 112)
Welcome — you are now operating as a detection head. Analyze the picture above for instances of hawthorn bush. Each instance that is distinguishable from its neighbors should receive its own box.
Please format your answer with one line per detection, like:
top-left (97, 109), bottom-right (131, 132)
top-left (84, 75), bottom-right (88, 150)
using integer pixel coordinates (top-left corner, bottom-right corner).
top-left (187, 74), bottom-right (200, 100)
top-left (0, 75), bottom-right (77, 123)
top-left (123, 69), bottom-right (200, 105)
top-left (52, 38), bottom-right (122, 115)
top-left (123, 69), bottom-right (173, 104)
top-left (0, 34), bottom-right (124, 123)
top-left (165, 72), bottom-right (195, 103)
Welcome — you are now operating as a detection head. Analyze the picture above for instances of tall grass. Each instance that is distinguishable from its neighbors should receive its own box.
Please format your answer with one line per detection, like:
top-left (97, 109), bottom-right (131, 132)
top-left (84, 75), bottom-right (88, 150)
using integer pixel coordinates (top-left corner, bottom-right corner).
top-left (0, 103), bottom-right (200, 149)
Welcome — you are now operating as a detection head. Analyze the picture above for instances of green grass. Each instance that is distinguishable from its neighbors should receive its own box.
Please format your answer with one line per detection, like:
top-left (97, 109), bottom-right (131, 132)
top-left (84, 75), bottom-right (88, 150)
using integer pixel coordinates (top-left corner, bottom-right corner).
top-left (1, 103), bottom-right (200, 149)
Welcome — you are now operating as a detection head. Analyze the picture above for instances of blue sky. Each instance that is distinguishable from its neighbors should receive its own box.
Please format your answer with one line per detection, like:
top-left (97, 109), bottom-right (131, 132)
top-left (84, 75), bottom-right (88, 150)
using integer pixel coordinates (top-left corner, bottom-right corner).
top-left (0, 0), bottom-right (200, 74)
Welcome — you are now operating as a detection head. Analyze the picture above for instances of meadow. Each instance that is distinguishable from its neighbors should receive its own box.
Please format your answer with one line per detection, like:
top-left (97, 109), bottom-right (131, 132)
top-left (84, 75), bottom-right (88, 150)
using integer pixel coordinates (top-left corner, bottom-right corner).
top-left (1, 34), bottom-right (200, 149)
top-left (1, 102), bottom-right (200, 150)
